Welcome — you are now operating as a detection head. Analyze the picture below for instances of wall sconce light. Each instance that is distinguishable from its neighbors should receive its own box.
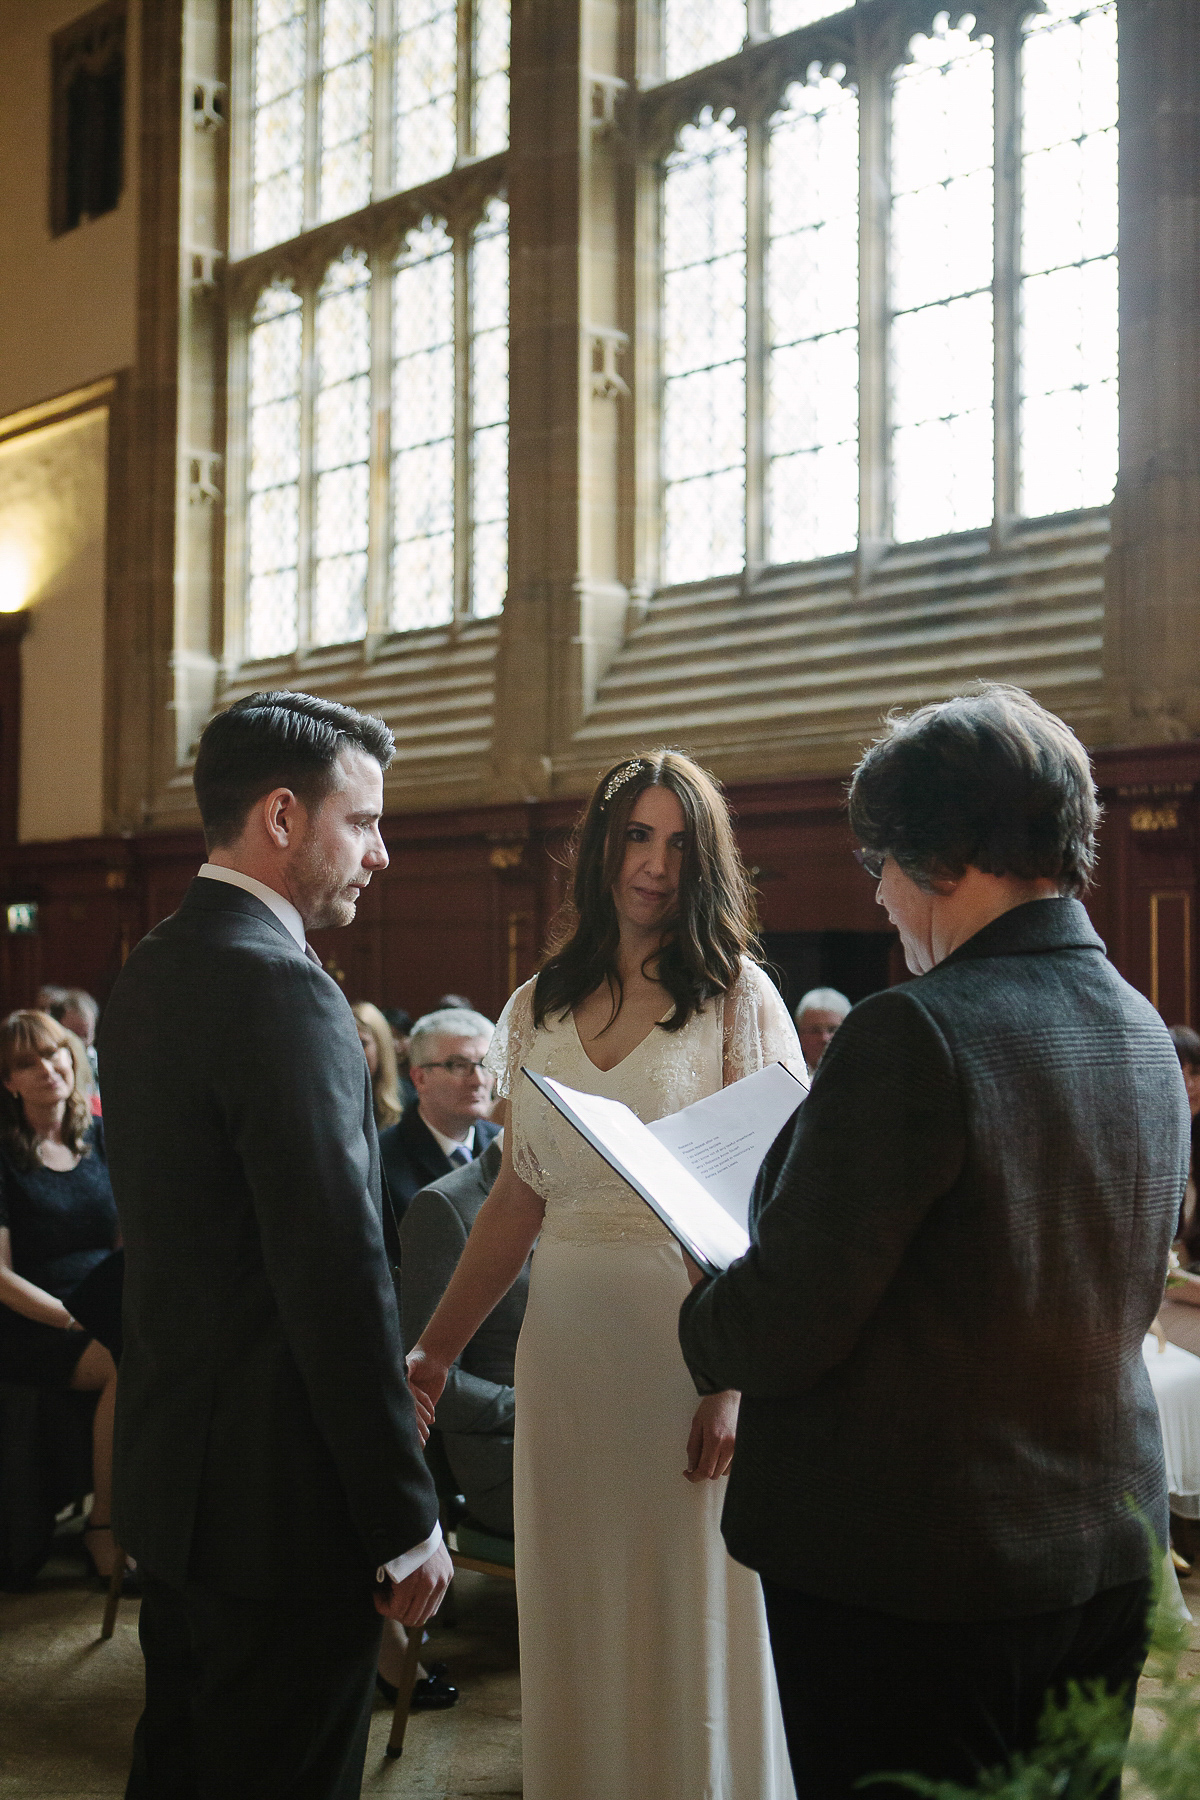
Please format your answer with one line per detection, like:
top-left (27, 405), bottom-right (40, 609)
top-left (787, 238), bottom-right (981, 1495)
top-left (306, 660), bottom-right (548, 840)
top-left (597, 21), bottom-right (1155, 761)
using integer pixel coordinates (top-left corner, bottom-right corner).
top-left (0, 540), bottom-right (31, 614)
top-left (6, 902), bottom-right (38, 935)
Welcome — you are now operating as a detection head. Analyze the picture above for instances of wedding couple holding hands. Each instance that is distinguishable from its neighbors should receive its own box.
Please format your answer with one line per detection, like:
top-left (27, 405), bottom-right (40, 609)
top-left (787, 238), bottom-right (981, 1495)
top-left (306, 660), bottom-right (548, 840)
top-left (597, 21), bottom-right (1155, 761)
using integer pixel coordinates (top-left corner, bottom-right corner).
top-left (101, 683), bottom-right (1190, 1800)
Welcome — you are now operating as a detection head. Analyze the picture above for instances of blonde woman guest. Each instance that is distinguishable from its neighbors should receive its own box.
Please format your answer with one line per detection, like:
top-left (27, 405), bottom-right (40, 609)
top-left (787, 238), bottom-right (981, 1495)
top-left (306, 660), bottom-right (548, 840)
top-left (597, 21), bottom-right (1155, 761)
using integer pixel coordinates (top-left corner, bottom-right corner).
top-left (409, 751), bottom-right (802, 1800)
top-left (0, 1011), bottom-right (122, 1578)
top-left (352, 1001), bottom-right (404, 1131)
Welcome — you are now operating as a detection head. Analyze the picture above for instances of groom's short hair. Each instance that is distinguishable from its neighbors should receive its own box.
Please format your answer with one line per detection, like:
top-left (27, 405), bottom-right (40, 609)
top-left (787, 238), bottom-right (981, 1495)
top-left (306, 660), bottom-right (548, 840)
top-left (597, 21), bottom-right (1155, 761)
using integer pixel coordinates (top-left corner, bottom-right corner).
top-left (848, 685), bottom-right (1099, 896)
top-left (194, 690), bottom-right (394, 850)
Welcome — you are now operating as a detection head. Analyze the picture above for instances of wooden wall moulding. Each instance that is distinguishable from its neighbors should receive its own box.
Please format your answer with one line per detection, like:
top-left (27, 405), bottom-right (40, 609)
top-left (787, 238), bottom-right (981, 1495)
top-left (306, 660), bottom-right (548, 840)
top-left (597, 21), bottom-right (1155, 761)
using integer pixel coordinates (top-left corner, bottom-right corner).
top-left (2, 747), bottom-right (1196, 1031)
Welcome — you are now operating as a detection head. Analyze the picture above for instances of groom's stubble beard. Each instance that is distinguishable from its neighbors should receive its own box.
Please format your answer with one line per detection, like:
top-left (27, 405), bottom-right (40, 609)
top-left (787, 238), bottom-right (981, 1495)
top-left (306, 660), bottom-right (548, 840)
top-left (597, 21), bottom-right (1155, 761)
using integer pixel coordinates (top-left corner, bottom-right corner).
top-left (289, 820), bottom-right (367, 933)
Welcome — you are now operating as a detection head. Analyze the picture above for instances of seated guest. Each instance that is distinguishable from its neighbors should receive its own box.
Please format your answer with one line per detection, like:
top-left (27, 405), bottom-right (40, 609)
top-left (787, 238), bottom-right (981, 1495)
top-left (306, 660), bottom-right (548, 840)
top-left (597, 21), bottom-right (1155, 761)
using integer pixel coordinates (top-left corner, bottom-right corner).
top-left (401, 1136), bottom-right (526, 1537)
top-left (383, 1007), bottom-right (418, 1108)
top-left (351, 1001), bottom-right (404, 1131)
top-left (48, 988), bottom-right (102, 1105)
top-left (378, 1008), bottom-right (500, 1221)
top-left (793, 986), bottom-right (851, 1077)
top-left (1170, 1027), bottom-right (1200, 1269)
top-left (0, 1011), bottom-right (123, 1580)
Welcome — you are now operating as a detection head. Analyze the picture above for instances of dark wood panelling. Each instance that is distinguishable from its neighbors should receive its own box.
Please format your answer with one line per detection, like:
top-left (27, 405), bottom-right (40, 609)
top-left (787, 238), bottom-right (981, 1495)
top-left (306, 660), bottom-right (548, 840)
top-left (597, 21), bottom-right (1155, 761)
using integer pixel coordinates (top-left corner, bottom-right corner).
top-left (0, 746), bottom-right (1197, 1027)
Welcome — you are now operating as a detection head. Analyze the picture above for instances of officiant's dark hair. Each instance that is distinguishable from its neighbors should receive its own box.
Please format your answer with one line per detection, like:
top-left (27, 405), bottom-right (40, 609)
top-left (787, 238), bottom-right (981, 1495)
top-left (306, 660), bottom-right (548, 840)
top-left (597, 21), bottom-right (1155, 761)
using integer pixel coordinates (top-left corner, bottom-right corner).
top-left (533, 750), bottom-right (758, 1035)
top-left (848, 684), bottom-right (1099, 895)
top-left (194, 691), bottom-right (394, 851)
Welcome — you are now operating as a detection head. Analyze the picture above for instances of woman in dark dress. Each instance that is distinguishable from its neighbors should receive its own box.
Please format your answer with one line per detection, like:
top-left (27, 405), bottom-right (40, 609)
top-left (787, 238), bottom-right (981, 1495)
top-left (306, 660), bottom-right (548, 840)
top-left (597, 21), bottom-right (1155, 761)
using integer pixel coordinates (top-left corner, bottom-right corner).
top-left (0, 1010), bottom-right (122, 1578)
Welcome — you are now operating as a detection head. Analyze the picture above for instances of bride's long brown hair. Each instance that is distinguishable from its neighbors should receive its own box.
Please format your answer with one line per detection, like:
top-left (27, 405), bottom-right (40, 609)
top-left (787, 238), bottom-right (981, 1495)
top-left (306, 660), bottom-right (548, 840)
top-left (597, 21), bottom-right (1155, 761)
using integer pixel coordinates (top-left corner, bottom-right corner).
top-left (533, 750), bottom-right (758, 1035)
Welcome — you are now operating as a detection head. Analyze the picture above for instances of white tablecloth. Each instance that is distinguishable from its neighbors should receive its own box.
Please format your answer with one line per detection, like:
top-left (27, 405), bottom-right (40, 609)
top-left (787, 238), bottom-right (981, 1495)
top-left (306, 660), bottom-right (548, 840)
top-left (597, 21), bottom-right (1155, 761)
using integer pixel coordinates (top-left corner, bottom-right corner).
top-left (1144, 1333), bottom-right (1200, 1519)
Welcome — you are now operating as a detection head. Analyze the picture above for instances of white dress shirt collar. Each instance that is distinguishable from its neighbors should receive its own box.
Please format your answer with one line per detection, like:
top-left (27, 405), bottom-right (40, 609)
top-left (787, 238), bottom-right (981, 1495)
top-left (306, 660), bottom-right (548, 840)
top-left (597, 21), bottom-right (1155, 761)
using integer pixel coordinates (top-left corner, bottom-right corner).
top-left (423, 1116), bottom-right (474, 1160)
top-left (197, 863), bottom-right (307, 951)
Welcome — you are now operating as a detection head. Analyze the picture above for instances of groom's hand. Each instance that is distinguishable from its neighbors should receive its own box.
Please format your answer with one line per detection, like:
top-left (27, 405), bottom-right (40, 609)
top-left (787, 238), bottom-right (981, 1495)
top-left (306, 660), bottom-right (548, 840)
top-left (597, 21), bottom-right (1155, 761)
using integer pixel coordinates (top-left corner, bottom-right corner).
top-left (374, 1541), bottom-right (454, 1627)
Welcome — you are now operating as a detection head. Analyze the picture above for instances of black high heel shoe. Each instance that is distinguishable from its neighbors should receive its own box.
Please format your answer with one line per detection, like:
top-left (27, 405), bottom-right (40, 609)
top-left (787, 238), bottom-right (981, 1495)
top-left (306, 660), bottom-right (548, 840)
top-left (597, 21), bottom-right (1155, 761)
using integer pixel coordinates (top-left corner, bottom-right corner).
top-left (375, 1663), bottom-right (458, 1708)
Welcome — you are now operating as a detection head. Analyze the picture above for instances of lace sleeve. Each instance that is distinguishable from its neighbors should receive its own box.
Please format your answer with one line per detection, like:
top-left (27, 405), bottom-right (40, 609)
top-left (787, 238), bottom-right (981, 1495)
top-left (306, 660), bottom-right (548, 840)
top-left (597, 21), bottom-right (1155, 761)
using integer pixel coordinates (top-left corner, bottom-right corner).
top-left (483, 978), bottom-right (538, 1100)
top-left (722, 961), bottom-right (808, 1089)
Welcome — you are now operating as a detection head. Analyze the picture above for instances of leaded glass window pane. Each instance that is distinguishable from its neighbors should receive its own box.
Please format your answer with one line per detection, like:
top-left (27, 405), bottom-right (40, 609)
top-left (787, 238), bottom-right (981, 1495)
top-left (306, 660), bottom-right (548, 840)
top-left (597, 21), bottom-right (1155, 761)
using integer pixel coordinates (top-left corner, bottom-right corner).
top-left (313, 253), bottom-right (371, 645)
top-left (1019, 0), bottom-right (1117, 517)
top-left (890, 16), bottom-right (995, 543)
top-left (474, 0), bottom-right (510, 160)
top-left (392, 222), bottom-right (456, 630)
top-left (767, 73), bottom-right (859, 564)
top-left (663, 1), bottom-right (745, 80)
top-left (319, 0), bottom-right (374, 222)
top-left (395, 0), bottom-right (458, 190)
top-left (251, 0), bottom-right (306, 250)
top-left (662, 111), bottom-right (747, 584)
top-left (770, 1), bottom-right (839, 31)
top-left (471, 199), bottom-right (510, 618)
top-left (247, 283), bottom-right (303, 657)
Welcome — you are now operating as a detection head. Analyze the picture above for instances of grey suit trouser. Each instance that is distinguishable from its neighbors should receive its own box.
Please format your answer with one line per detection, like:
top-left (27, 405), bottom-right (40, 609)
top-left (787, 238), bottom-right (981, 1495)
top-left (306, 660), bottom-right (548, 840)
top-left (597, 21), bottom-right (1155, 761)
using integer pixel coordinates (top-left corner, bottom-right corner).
top-left (125, 1573), bottom-right (382, 1800)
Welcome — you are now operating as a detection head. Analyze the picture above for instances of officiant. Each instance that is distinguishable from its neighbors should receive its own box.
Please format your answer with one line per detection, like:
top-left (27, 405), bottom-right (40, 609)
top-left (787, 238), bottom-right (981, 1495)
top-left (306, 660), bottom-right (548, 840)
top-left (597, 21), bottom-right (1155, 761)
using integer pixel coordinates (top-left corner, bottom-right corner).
top-left (679, 686), bottom-right (1190, 1799)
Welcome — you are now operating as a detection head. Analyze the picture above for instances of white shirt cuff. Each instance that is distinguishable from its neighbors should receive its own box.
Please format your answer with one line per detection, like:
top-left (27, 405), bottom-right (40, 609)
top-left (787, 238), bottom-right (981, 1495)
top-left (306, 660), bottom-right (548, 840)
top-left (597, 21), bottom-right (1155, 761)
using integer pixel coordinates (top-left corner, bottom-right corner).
top-left (377, 1521), bottom-right (443, 1586)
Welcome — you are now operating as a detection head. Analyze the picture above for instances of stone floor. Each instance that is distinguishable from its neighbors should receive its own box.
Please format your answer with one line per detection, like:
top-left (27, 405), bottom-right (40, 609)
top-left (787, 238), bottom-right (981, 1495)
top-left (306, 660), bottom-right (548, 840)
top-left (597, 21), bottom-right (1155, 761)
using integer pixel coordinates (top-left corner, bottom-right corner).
top-left (3, 1525), bottom-right (1200, 1799)
top-left (0, 1529), bottom-right (521, 1800)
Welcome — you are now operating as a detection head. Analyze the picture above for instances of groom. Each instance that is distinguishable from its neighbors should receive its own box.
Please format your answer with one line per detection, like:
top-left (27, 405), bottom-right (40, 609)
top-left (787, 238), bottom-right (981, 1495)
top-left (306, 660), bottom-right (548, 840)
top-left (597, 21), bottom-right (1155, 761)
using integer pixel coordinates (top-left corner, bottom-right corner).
top-left (101, 691), bottom-right (452, 1798)
top-left (680, 686), bottom-right (1190, 1798)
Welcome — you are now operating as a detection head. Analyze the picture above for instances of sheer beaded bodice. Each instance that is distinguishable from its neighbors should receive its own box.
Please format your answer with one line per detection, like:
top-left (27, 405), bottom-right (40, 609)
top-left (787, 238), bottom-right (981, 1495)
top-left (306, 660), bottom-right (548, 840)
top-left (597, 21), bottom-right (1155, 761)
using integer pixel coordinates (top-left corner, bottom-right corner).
top-left (485, 963), bottom-right (804, 1246)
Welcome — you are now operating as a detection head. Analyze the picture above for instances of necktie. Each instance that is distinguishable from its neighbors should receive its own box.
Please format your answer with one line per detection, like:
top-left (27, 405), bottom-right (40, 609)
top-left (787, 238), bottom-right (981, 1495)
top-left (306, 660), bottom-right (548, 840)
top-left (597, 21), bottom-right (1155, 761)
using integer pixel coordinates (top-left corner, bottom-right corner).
top-left (449, 1145), bottom-right (471, 1168)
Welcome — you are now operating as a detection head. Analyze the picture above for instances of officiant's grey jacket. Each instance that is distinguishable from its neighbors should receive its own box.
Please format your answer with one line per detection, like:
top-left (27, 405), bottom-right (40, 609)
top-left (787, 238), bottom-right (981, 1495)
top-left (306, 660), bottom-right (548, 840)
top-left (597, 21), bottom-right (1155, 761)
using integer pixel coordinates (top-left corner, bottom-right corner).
top-left (99, 879), bottom-right (439, 1597)
top-left (680, 898), bottom-right (1189, 1621)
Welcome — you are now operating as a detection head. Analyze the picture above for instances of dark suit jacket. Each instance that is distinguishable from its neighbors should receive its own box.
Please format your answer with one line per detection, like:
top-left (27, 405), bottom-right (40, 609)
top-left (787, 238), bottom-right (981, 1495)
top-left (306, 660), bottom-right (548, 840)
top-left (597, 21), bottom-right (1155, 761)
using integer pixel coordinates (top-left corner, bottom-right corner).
top-left (680, 898), bottom-right (1190, 1622)
top-left (98, 878), bottom-right (439, 1598)
top-left (379, 1100), bottom-right (500, 1221)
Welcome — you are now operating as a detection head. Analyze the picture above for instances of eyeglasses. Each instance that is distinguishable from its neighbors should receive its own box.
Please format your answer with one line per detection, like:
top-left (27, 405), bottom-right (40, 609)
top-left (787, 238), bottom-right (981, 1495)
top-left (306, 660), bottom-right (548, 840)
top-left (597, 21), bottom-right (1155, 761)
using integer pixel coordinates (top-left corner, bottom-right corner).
top-left (853, 846), bottom-right (886, 880)
top-left (417, 1058), bottom-right (491, 1078)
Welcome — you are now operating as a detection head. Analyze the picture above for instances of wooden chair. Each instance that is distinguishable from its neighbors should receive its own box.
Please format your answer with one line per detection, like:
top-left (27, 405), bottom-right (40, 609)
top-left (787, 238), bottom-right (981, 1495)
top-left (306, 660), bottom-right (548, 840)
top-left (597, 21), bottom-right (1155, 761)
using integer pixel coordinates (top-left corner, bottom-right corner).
top-left (385, 1520), bottom-right (516, 1759)
top-left (100, 1544), bottom-right (126, 1639)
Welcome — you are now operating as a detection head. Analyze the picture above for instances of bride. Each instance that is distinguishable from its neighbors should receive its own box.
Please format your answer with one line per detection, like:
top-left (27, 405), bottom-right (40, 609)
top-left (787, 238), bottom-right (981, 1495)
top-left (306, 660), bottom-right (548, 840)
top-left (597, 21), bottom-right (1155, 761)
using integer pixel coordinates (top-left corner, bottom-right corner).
top-left (407, 750), bottom-right (802, 1800)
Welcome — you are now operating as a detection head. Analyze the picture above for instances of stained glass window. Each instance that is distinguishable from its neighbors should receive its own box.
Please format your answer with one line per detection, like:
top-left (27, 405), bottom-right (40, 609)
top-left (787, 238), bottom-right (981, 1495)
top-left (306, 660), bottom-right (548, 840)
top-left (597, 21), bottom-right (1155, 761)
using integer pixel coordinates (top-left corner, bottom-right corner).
top-left (250, 0), bottom-right (306, 250)
top-left (319, 0), bottom-right (374, 222)
top-left (662, 111), bottom-right (747, 585)
top-left (1019, 0), bottom-right (1118, 516)
top-left (471, 199), bottom-right (510, 618)
top-left (767, 73), bottom-right (859, 565)
top-left (662, 1), bottom-right (745, 81)
top-left (246, 283), bottom-right (303, 658)
top-left (392, 222), bottom-right (456, 631)
top-left (313, 254), bottom-right (372, 645)
top-left (890, 16), bottom-right (995, 544)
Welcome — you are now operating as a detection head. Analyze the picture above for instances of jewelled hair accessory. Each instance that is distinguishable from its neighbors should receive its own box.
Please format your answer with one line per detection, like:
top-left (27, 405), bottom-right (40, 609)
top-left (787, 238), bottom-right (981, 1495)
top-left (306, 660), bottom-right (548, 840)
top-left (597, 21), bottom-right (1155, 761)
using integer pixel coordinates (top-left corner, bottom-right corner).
top-left (602, 759), bottom-right (645, 804)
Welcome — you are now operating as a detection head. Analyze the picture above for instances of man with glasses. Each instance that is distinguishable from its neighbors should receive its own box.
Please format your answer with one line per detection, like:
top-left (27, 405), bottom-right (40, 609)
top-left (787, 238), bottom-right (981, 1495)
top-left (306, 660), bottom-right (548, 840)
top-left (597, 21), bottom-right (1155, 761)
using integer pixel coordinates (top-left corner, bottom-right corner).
top-left (378, 1008), bottom-right (501, 1224)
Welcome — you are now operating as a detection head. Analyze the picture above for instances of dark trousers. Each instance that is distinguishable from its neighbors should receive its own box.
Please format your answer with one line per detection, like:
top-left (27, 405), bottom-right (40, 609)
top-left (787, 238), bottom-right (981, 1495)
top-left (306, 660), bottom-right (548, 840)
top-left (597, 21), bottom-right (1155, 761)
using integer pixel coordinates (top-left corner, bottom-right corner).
top-left (761, 1575), bottom-right (1153, 1800)
top-left (125, 1572), bottom-right (383, 1800)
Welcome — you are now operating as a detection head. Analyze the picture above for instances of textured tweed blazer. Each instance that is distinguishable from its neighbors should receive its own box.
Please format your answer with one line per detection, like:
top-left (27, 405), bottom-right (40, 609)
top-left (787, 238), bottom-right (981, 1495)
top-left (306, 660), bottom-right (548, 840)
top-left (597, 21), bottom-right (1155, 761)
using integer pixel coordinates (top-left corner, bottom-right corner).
top-left (680, 897), bottom-right (1190, 1622)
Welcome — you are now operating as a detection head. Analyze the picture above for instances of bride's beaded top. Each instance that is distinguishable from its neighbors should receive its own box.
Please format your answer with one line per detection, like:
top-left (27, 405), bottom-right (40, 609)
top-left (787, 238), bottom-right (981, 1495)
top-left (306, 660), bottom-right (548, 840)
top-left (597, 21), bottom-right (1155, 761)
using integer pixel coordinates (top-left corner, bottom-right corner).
top-left (485, 962), bottom-right (804, 1246)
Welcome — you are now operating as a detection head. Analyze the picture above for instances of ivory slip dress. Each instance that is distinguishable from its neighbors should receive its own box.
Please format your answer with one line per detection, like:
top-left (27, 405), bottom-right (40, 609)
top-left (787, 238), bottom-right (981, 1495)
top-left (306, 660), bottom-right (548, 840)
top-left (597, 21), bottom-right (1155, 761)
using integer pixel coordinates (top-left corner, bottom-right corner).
top-left (484, 961), bottom-right (803, 1800)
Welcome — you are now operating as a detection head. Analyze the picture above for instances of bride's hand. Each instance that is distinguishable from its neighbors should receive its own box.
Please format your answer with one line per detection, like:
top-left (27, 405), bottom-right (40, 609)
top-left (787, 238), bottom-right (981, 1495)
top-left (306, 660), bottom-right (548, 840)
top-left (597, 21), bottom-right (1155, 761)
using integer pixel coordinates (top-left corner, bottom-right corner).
top-left (684, 1390), bottom-right (740, 1482)
top-left (406, 1344), bottom-right (449, 1439)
